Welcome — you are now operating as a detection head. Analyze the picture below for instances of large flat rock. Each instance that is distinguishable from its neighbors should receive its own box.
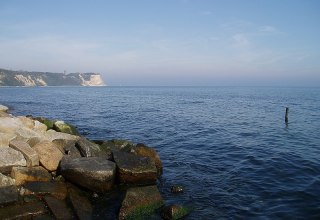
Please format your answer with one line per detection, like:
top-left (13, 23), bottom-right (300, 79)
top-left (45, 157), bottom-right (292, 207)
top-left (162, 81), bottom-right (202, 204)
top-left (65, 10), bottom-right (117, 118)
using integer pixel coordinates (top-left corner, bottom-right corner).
top-left (0, 200), bottom-right (47, 219)
top-left (60, 157), bottom-right (116, 192)
top-left (119, 185), bottom-right (164, 220)
top-left (9, 140), bottom-right (39, 167)
top-left (33, 141), bottom-right (64, 171)
top-left (44, 196), bottom-right (74, 220)
top-left (24, 181), bottom-right (68, 200)
top-left (0, 147), bottom-right (27, 173)
top-left (11, 166), bottom-right (51, 185)
top-left (113, 151), bottom-right (158, 185)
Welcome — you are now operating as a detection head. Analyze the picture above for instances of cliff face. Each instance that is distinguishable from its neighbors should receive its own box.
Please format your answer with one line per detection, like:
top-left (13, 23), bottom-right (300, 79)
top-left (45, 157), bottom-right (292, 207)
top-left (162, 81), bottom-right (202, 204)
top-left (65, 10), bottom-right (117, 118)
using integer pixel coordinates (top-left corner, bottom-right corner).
top-left (0, 68), bottom-right (106, 86)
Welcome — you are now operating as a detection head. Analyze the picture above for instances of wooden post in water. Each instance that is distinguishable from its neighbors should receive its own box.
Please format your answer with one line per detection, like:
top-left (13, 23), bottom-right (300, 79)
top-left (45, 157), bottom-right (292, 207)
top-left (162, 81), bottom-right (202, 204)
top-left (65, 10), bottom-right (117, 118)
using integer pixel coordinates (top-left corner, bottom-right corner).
top-left (285, 107), bottom-right (289, 123)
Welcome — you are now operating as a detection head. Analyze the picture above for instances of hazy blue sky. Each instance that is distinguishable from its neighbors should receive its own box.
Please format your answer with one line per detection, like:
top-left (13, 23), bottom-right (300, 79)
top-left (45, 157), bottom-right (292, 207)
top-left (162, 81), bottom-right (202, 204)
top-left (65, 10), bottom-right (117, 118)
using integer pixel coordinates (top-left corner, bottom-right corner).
top-left (0, 0), bottom-right (319, 86)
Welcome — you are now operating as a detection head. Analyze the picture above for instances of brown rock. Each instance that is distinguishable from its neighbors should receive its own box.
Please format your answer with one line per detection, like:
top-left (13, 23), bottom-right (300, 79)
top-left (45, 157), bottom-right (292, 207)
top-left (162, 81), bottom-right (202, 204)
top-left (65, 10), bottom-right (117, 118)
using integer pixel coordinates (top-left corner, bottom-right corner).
top-left (44, 196), bottom-right (73, 220)
top-left (52, 139), bottom-right (81, 158)
top-left (33, 141), bottom-right (64, 171)
top-left (134, 143), bottom-right (163, 175)
top-left (113, 151), bottom-right (158, 185)
top-left (0, 200), bottom-right (47, 219)
top-left (11, 166), bottom-right (51, 185)
top-left (119, 185), bottom-right (164, 220)
top-left (9, 140), bottom-right (39, 167)
top-left (24, 181), bottom-right (68, 200)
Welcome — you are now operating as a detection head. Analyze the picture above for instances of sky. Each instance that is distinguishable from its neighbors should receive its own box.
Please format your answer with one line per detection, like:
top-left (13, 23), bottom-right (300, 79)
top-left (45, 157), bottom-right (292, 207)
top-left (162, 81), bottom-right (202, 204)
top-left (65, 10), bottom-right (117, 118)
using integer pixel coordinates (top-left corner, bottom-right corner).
top-left (0, 0), bottom-right (319, 86)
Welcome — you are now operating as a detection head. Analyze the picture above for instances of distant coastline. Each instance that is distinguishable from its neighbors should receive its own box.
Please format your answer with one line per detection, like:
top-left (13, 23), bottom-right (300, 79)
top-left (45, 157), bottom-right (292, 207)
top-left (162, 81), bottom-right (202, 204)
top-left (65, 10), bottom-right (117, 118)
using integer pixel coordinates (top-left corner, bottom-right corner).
top-left (0, 68), bottom-right (106, 87)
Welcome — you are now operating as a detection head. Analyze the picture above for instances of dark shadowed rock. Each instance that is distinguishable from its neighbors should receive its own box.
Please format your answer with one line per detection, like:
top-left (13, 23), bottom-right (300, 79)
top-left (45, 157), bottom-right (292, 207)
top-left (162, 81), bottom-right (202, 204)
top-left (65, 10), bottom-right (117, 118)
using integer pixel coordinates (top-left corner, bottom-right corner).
top-left (161, 204), bottom-right (190, 220)
top-left (68, 187), bottom-right (93, 220)
top-left (76, 137), bottom-right (110, 158)
top-left (0, 186), bottom-right (18, 205)
top-left (0, 200), bottom-right (47, 219)
top-left (9, 140), bottom-right (39, 167)
top-left (113, 151), bottom-right (158, 185)
top-left (44, 196), bottom-right (74, 220)
top-left (134, 143), bottom-right (163, 175)
top-left (119, 185), bottom-right (164, 220)
top-left (11, 166), bottom-right (51, 185)
top-left (53, 139), bottom-right (81, 158)
top-left (24, 181), bottom-right (67, 200)
top-left (60, 157), bottom-right (116, 192)
top-left (53, 121), bottom-right (79, 135)
top-left (171, 185), bottom-right (184, 193)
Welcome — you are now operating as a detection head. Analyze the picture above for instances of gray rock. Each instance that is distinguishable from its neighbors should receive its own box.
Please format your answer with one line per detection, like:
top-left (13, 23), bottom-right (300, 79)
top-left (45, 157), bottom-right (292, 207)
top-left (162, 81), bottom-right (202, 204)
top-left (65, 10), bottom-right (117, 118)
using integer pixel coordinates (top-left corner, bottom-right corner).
top-left (9, 140), bottom-right (39, 167)
top-left (0, 186), bottom-right (19, 205)
top-left (0, 147), bottom-right (27, 173)
top-left (60, 157), bottom-right (116, 192)
top-left (0, 200), bottom-right (47, 219)
top-left (0, 104), bottom-right (9, 112)
top-left (119, 185), bottom-right (164, 220)
top-left (0, 173), bottom-right (15, 186)
top-left (113, 151), bottom-right (158, 185)
top-left (76, 137), bottom-right (109, 158)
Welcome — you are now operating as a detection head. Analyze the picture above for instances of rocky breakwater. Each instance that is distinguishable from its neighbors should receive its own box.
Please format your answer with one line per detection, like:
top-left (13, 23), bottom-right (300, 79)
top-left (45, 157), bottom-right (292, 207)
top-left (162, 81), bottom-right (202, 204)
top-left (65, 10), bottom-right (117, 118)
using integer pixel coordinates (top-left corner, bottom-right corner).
top-left (0, 104), bottom-right (190, 219)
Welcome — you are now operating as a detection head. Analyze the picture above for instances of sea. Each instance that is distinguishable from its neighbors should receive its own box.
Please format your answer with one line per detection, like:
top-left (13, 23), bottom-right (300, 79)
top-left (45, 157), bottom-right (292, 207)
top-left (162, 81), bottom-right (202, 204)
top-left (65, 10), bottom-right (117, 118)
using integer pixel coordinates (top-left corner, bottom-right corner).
top-left (0, 86), bottom-right (319, 219)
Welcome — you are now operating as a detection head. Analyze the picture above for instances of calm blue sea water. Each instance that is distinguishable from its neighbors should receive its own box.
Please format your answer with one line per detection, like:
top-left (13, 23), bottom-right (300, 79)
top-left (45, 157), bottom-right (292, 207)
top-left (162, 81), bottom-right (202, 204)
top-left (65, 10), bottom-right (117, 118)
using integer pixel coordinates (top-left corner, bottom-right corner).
top-left (1, 87), bottom-right (320, 219)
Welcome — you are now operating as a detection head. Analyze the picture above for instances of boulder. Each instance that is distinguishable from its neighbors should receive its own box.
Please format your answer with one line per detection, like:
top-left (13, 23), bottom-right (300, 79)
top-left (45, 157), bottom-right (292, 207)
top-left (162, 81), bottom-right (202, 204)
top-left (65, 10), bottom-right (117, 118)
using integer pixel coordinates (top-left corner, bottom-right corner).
top-left (68, 187), bottom-right (93, 220)
top-left (76, 137), bottom-right (108, 158)
top-left (33, 141), bottom-right (64, 171)
top-left (119, 185), bottom-right (164, 220)
top-left (33, 120), bottom-right (48, 133)
top-left (0, 147), bottom-right (27, 173)
top-left (0, 104), bottom-right (9, 112)
top-left (161, 204), bottom-right (190, 220)
top-left (24, 181), bottom-right (68, 200)
top-left (17, 116), bottom-right (35, 129)
top-left (44, 130), bottom-right (79, 142)
top-left (44, 196), bottom-right (74, 220)
top-left (0, 117), bottom-right (22, 134)
top-left (0, 186), bottom-right (19, 205)
top-left (0, 173), bottom-right (15, 186)
top-left (9, 140), bottom-right (39, 167)
top-left (0, 200), bottom-right (47, 219)
top-left (134, 143), bottom-right (163, 175)
top-left (11, 166), bottom-right (51, 185)
top-left (171, 185), bottom-right (184, 193)
top-left (53, 120), bottom-right (79, 135)
top-left (113, 151), bottom-right (158, 185)
top-left (0, 132), bottom-right (16, 148)
top-left (52, 139), bottom-right (81, 158)
top-left (33, 117), bottom-right (55, 130)
top-left (60, 157), bottom-right (116, 192)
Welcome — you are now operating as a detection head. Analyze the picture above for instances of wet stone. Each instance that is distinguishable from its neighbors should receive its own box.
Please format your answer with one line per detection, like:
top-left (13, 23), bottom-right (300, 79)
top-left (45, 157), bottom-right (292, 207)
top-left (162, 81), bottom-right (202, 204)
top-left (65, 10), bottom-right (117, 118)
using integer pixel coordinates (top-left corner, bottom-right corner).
top-left (24, 181), bottom-right (67, 200)
top-left (0, 200), bottom-right (47, 219)
top-left (171, 185), bottom-right (184, 193)
top-left (68, 187), bottom-right (93, 220)
top-left (119, 185), bottom-right (164, 220)
top-left (11, 166), bottom-right (51, 185)
top-left (9, 140), bottom-right (39, 167)
top-left (44, 196), bottom-right (73, 220)
top-left (113, 151), bottom-right (158, 185)
top-left (161, 204), bottom-right (190, 220)
top-left (60, 156), bottom-right (116, 192)
top-left (134, 143), bottom-right (163, 175)
top-left (0, 186), bottom-right (19, 205)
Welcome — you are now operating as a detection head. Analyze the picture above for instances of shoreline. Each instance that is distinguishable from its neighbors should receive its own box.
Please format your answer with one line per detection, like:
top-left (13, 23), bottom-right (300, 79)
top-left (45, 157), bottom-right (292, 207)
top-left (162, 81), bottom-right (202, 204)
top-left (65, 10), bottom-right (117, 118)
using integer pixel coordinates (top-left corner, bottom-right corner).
top-left (0, 104), bottom-right (189, 219)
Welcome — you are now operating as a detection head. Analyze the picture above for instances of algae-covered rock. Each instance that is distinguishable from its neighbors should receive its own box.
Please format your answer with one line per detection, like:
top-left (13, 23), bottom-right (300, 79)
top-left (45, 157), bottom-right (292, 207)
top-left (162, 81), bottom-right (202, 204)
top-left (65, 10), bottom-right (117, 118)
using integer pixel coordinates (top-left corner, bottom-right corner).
top-left (33, 117), bottom-right (55, 130)
top-left (113, 151), bottom-right (158, 185)
top-left (119, 185), bottom-right (164, 220)
top-left (60, 157), bottom-right (116, 192)
top-left (53, 120), bottom-right (79, 135)
top-left (161, 204), bottom-right (190, 220)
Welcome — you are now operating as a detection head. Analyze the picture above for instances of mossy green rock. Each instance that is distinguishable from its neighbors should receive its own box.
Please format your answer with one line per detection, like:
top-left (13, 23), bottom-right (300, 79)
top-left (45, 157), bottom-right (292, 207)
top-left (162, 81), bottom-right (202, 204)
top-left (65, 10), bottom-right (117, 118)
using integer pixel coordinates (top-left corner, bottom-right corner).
top-left (161, 204), bottom-right (190, 220)
top-left (33, 117), bottom-right (55, 130)
top-left (119, 185), bottom-right (164, 220)
top-left (53, 121), bottom-right (79, 135)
